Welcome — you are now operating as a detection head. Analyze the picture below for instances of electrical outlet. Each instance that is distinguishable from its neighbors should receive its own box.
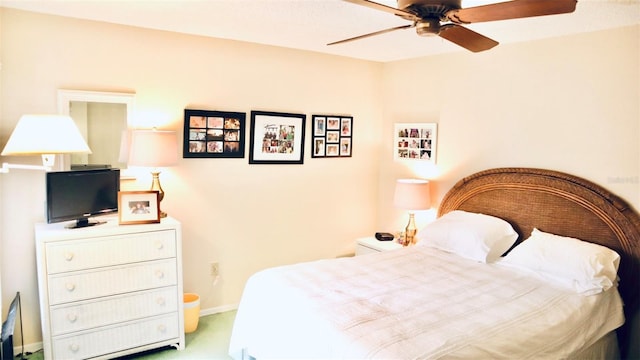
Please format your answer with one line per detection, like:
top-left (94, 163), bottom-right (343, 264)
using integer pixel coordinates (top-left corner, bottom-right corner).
top-left (210, 262), bottom-right (219, 277)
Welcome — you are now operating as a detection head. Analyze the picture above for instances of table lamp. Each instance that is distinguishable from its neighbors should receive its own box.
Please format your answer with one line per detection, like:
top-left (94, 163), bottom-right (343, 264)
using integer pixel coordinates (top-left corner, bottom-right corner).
top-left (393, 179), bottom-right (431, 246)
top-left (127, 129), bottom-right (178, 218)
top-left (1, 114), bottom-right (91, 172)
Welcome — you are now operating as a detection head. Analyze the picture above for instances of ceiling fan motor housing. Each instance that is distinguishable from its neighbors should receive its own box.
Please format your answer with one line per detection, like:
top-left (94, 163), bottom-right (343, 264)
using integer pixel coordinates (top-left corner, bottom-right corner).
top-left (416, 19), bottom-right (441, 36)
top-left (397, 0), bottom-right (461, 36)
top-left (397, 0), bottom-right (461, 9)
top-left (398, 0), bottom-right (461, 18)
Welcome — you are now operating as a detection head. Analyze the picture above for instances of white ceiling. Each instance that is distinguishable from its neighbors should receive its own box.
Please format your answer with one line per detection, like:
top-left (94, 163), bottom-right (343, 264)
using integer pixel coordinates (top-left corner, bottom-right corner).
top-left (2, 0), bottom-right (639, 62)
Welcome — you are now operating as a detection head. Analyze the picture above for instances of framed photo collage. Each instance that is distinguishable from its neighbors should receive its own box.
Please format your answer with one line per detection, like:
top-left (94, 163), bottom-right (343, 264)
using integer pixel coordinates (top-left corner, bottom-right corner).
top-left (311, 115), bottom-right (352, 158)
top-left (182, 109), bottom-right (354, 164)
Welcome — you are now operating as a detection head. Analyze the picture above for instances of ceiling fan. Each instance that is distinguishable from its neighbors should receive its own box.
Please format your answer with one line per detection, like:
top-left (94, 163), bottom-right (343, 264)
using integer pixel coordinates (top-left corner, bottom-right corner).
top-left (329, 0), bottom-right (578, 52)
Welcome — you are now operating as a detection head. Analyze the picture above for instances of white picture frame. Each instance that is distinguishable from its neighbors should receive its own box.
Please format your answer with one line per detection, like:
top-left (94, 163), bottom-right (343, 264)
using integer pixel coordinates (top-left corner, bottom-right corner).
top-left (394, 122), bottom-right (437, 163)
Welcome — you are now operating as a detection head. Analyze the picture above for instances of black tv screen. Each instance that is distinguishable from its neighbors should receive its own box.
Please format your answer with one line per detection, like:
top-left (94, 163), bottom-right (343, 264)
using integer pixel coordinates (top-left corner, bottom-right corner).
top-left (46, 169), bottom-right (120, 228)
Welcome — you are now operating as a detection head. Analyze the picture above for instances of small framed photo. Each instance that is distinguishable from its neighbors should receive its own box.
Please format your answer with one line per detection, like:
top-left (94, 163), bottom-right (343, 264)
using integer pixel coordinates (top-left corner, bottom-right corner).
top-left (183, 109), bottom-right (246, 158)
top-left (118, 191), bottom-right (160, 225)
top-left (394, 123), bottom-right (437, 163)
top-left (311, 115), bottom-right (353, 158)
top-left (249, 110), bottom-right (306, 164)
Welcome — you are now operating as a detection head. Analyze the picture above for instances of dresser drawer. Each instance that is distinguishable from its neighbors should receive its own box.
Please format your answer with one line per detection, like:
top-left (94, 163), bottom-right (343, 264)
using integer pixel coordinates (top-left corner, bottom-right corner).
top-left (48, 259), bottom-right (177, 305)
top-left (51, 313), bottom-right (179, 360)
top-left (50, 286), bottom-right (178, 336)
top-left (46, 230), bottom-right (176, 274)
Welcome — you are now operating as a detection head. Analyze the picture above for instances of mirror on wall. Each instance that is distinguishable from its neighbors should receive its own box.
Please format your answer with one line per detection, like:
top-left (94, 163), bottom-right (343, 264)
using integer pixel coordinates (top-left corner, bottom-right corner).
top-left (58, 90), bottom-right (135, 174)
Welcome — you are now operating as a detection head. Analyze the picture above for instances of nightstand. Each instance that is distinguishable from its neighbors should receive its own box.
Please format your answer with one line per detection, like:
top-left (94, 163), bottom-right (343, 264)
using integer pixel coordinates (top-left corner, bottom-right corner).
top-left (355, 237), bottom-right (403, 256)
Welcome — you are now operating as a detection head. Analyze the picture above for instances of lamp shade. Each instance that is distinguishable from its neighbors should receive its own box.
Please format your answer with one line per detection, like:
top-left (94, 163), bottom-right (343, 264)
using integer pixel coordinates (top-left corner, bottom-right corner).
top-left (1, 114), bottom-right (91, 155)
top-left (127, 129), bottom-right (178, 167)
top-left (393, 179), bottom-right (431, 210)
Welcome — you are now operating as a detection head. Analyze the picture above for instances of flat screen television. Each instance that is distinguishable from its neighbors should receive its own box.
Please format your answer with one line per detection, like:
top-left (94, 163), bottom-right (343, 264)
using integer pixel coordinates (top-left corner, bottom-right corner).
top-left (46, 168), bottom-right (120, 228)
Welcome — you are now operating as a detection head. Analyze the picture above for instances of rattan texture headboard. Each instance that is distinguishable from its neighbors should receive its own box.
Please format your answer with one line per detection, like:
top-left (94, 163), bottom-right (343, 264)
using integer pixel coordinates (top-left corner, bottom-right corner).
top-left (438, 168), bottom-right (640, 356)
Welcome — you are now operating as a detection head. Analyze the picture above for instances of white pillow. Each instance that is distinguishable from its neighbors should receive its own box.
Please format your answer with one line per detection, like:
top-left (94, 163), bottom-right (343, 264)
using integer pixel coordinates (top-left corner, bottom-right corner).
top-left (416, 210), bottom-right (518, 263)
top-left (499, 228), bottom-right (620, 295)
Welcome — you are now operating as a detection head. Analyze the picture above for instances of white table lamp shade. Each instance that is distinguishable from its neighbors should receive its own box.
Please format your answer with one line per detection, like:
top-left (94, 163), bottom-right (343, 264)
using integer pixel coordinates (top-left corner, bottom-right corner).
top-left (1, 115), bottom-right (91, 155)
top-left (393, 179), bottom-right (431, 210)
top-left (127, 130), bottom-right (178, 167)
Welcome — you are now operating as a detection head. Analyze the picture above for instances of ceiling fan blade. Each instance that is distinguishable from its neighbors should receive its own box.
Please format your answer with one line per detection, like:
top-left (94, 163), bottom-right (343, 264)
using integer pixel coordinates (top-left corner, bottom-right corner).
top-left (342, 0), bottom-right (419, 21)
top-left (439, 24), bottom-right (498, 52)
top-left (446, 0), bottom-right (577, 24)
top-left (328, 24), bottom-right (414, 46)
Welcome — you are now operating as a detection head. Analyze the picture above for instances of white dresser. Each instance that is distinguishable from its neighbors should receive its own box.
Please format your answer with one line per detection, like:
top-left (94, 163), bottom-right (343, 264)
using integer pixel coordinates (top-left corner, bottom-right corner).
top-left (35, 216), bottom-right (185, 360)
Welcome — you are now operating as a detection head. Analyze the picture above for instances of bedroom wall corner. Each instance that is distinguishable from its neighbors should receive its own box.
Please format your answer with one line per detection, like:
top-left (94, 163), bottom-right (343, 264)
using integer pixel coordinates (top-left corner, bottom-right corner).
top-left (377, 25), bottom-right (640, 234)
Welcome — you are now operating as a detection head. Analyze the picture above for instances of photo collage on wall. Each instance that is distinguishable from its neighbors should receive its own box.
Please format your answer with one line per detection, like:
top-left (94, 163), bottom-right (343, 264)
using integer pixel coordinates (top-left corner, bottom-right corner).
top-left (183, 109), bottom-right (246, 158)
top-left (394, 123), bottom-right (437, 163)
top-left (249, 111), bottom-right (306, 164)
top-left (183, 109), bottom-right (354, 163)
top-left (311, 115), bottom-right (353, 158)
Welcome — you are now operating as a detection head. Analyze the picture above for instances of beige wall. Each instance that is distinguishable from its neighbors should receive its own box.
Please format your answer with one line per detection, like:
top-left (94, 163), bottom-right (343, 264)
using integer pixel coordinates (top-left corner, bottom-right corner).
top-left (377, 25), bottom-right (640, 232)
top-left (1, 7), bottom-right (638, 350)
top-left (0, 8), bottom-right (383, 346)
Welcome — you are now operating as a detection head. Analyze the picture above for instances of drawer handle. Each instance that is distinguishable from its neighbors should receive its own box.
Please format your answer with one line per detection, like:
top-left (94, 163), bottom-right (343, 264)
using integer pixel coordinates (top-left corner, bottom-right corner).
top-left (155, 270), bottom-right (165, 279)
top-left (69, 343), bottom-right (80, 353)
top-left (65, 283), bottom-right (76, 292)
top-left (66, 313), bottom-right (78, 323)
top-left (157, 324), bottom-right (167, 333)
top-left (155, 240), bottom-right (164, 250)
top-left (156, 297), bottom-right (166, 306)
top-left (64, 252), bottom-right (74, 261)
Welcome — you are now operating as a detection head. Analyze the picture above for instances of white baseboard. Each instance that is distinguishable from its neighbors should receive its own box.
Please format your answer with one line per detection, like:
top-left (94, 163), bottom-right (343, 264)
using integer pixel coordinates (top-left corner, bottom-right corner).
top-left (199, 303), bottom-right (238, 317)
top-left (13, 341), bottom-right (43, 357)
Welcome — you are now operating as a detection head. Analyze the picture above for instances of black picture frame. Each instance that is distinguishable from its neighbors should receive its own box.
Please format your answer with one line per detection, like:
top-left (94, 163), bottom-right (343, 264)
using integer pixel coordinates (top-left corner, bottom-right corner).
top-left (183, 109), bottom-right (246, 158)
top-left (249, 110), bottom-right (306, 164)
top-left (311, 115), bottom-right (353, 158)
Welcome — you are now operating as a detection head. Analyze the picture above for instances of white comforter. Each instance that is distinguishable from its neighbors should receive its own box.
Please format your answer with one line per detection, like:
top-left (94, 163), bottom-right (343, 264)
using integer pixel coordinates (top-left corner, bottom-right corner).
top-left (229, 245), bottom-right (624, 359)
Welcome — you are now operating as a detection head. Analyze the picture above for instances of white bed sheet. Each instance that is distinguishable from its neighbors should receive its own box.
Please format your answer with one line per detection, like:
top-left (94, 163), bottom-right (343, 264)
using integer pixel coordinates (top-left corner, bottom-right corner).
top-left (229, 246), bottom-right (624, 359)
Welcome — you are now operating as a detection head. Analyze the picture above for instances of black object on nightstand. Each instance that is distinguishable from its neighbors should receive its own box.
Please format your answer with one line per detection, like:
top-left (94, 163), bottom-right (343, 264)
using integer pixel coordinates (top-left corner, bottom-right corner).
top-left (375, 232), bottom-right (394, 241)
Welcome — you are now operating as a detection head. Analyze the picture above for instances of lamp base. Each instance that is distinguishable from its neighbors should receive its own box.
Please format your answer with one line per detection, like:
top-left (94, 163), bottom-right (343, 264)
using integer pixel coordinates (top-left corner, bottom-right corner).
top-left (150, 171), bottom-right (167, 218)
top-left (404, 213), bottom-right (417, 246)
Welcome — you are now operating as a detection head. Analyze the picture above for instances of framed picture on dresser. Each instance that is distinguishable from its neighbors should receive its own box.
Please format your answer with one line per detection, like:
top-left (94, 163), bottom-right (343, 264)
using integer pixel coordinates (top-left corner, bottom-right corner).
top-left (118, 191), bottom-right (160, 224)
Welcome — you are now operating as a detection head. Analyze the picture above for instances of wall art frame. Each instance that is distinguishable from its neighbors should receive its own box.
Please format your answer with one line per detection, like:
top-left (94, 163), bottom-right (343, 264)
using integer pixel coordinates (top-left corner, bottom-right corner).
top-left (311, 115), bottom-right (353, 158)
top-left (118, 190), bottom-right (160, 225)
top-left (394, 123), bottom-right (437, 163)
top-left (249, 110), bottom-right (306, 164)
top-left (183, 109), bottom-right (246, 158)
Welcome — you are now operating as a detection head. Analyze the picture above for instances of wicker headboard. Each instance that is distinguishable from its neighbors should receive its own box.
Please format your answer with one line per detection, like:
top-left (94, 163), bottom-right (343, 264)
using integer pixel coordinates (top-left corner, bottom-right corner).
top-left (438, 168), bottom-right (640, 357)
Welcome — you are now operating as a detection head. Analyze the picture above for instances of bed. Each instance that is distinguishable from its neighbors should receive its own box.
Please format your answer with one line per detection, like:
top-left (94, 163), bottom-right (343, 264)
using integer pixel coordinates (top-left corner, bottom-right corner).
top-left (229, 168), bottom-right (640, 359)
